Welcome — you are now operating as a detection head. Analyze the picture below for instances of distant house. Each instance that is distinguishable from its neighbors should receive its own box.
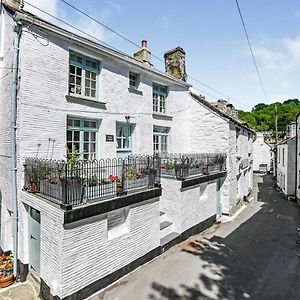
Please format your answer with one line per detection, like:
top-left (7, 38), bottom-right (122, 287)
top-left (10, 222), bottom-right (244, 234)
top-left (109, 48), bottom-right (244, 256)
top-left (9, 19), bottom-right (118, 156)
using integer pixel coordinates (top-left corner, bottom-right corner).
top-left (277, 137), bottom-right (296, 196)
top-left (253, 133), bottom-right (271, 172)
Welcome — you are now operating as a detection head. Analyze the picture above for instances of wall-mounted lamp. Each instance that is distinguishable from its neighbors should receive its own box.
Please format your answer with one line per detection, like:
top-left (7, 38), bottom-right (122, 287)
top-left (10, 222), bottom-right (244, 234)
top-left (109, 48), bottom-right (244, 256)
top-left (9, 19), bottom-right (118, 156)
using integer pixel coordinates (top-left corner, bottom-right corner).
top-left (125, 116), bottom-right (130, 123)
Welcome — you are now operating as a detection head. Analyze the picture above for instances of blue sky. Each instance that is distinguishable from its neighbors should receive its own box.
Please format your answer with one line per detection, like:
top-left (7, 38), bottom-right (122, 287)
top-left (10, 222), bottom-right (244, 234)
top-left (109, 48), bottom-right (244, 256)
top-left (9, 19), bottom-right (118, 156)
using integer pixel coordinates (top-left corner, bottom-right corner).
top-left (24, 0), bottom-right (300, 111)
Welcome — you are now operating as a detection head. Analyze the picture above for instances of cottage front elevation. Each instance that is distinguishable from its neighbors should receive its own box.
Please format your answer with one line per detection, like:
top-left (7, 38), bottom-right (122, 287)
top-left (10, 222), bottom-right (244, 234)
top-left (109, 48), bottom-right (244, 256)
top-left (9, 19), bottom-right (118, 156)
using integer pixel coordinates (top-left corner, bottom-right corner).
top-left (0, 1), bottom-right (254, 299)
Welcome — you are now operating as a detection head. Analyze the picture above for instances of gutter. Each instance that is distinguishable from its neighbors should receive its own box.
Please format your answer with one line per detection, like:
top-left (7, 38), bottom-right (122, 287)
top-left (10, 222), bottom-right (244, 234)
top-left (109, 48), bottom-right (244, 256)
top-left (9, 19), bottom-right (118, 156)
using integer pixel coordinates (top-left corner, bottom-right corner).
top-left (11, 21), bottom-right (21, 279)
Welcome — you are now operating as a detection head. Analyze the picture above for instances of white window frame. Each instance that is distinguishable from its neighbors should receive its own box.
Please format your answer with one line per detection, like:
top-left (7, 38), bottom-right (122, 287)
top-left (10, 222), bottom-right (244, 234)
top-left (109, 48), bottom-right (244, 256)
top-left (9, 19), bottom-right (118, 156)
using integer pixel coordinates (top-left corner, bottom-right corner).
top-left (69, 52), bottom-right (100, 100)
top-left (153, 83), bottom-right (168, 114)
top-left (67, 117), bottom-right (99, 160)
top-left (153, 125), bottom-right (170, 154)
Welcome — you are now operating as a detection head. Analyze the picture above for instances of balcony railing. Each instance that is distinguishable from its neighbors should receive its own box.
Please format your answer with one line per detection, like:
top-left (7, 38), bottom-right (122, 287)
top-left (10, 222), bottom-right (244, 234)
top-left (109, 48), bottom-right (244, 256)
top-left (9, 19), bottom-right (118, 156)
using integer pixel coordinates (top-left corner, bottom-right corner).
top-left (160, 153), bottom-right (226, 179)
top-left (24, 155), bottom-right (161, 208)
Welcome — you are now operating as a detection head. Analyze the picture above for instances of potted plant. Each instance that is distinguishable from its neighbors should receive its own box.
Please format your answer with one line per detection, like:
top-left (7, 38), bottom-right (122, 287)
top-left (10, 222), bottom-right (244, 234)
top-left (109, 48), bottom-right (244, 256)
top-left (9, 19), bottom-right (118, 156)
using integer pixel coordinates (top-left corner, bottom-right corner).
top-left (124, 168), bottom-right (148, 192)
top-left (161, 161), bottom-right (176, 178)
top-left (40, 175), bottom-right (63, 200)
top-left (0, 254), bottom-right (14, 288)
top-left (83, 175), bottom-right (117, 202)
top-left (27, 165), bottom-right (50, 193)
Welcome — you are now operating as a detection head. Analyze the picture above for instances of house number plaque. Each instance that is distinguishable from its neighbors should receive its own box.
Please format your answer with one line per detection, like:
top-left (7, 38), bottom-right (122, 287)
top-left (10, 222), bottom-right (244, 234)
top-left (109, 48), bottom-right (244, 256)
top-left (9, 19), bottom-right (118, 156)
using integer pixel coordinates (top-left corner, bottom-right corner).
top-left (106, 135), bottom-right (114, 142)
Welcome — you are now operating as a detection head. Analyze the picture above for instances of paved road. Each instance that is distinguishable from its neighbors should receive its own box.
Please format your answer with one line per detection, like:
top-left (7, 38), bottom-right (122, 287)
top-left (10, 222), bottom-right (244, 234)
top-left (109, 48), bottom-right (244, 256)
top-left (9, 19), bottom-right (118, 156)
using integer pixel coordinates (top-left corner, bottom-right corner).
top-left (91, 174), bottom-right (300, 300)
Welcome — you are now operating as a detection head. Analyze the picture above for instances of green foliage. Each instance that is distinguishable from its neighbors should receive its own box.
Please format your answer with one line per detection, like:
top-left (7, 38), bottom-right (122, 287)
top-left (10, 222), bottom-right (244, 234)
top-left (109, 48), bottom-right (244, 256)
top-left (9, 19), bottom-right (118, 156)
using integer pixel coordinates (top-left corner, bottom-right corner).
top-left (238, 99), bottom-right (300, 133)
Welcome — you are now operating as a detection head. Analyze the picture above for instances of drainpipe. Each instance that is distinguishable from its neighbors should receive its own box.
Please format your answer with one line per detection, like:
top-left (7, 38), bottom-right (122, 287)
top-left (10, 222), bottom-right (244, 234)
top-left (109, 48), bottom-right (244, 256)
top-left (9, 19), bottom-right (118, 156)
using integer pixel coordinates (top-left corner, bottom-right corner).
top-left (11, 21), bottom-right (21, 279)
top-left (295, 112), bottom-right (300, 201)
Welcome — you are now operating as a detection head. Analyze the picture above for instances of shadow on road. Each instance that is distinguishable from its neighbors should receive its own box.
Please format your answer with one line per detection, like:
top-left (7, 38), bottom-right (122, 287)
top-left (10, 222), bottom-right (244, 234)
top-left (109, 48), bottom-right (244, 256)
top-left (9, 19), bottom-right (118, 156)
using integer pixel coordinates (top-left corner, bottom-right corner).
top-left (149, 174), bottom-right (300, 300)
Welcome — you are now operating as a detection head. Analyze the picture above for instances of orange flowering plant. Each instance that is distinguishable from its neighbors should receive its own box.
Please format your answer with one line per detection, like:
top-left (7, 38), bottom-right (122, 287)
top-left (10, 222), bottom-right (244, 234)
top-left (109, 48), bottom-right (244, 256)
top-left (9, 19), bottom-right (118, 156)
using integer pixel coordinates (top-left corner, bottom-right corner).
top-left (0, 254), bottom-right (13, 277)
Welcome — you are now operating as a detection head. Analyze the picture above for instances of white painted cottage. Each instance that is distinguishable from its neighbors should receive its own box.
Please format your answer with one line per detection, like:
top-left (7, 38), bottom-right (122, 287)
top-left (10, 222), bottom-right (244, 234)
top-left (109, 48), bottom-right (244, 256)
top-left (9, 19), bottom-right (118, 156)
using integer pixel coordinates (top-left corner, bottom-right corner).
top-left (0, 1), bottom-right (254, 299)
top-left (253, 132), bottom-right (271, 172)
top-left (277, 137), bottom-right (296, 196)
top-left (295, 114), bottom-right (300, 205)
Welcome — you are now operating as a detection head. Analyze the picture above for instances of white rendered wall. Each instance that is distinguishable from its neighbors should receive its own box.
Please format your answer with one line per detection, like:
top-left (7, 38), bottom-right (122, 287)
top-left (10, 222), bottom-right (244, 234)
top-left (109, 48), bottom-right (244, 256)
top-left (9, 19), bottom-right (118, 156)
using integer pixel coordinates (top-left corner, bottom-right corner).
top-left (277, 139), bottom-right (296, 196)
top-left (19, 191), bottom-right (160, 299)
top-left (297, 116), bottom-right (300, 201)
top-left (253, 133), bottom-right (271, 171)
top-left (160, 178), bottom-right (219, 233)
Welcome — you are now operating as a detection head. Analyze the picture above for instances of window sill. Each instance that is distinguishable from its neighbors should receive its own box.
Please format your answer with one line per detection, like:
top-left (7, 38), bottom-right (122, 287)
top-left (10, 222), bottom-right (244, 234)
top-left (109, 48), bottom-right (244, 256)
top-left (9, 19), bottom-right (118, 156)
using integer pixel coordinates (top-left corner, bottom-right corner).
top-left (128, 87), bottom-right (143, 95)
top-left (66, 95), bottom-right (106, 109)
top-left (152, 113), bottom-right (173, 121)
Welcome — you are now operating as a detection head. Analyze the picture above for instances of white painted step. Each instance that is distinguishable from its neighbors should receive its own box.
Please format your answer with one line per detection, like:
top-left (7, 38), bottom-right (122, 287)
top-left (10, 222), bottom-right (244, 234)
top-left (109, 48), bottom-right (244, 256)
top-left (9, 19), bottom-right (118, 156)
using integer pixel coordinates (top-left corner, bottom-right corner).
top-left (159, 211), bottom-right (168, 223)
top-left (160, 220), bottom-right (174, 238)
top-left (160, 232), bottom-right (180, 246)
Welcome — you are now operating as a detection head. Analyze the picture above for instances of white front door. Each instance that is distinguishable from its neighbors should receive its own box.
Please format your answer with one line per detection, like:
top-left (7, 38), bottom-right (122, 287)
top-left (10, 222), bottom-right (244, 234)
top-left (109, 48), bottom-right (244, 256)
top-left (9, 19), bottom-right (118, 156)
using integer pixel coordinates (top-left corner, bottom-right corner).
top-left (28, 207), bottom-right (41, 276)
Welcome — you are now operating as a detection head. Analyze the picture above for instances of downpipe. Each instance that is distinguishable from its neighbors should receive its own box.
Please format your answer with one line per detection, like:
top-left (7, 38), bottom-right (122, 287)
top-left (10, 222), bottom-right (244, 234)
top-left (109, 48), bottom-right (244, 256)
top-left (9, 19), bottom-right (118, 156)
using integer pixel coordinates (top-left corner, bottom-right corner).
top-left (11, 21), bottom-right (21, 279)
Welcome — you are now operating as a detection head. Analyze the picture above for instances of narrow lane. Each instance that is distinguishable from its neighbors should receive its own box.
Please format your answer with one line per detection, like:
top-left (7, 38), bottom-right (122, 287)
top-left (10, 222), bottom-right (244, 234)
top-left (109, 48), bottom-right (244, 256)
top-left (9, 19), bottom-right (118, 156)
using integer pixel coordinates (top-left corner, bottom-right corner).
top-left (92, 174), bottom-right (300, 300)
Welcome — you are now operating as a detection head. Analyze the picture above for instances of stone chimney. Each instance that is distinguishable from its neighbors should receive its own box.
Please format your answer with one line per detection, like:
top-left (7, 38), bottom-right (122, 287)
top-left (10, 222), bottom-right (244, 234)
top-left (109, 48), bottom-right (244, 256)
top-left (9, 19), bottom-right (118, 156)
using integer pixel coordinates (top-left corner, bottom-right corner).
top-left (164, 47), bottom-right (187, 81)
top-left (2, 0), bottom-right (23, 11)
top-left (134, 40), bottom-right (152, 66)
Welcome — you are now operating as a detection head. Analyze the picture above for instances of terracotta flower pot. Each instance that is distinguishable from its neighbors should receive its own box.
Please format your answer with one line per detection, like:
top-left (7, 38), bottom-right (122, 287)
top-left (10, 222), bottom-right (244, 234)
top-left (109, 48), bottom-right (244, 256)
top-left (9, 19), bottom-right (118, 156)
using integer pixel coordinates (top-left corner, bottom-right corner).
top-left (0, 274), bottom-right (14, 288)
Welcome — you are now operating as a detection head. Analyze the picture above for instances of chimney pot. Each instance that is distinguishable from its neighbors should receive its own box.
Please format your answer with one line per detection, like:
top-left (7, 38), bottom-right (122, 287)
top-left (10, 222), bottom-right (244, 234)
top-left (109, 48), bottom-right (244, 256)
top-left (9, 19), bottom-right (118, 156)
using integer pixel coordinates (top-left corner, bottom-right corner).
top-left (142, 40), bottom-right (148, 48)
top-left (133, 40), bottom-right (152, 66)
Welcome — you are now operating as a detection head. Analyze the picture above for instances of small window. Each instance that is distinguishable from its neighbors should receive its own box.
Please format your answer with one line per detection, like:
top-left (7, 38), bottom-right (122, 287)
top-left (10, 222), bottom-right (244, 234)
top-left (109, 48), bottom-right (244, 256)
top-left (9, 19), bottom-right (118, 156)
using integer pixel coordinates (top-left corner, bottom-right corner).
top-left (69, 52), bottom-right (99, 100)
top-left (153, 83), bottom-right (168, 114)
top-left (129, 72), bottom-right (139, 89)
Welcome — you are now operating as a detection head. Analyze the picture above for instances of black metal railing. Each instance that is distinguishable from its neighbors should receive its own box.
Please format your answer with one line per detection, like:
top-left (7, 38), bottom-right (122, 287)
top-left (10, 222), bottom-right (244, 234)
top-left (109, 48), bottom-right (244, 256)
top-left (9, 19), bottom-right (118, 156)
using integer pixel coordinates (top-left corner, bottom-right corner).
top-left (24, 155), bottom-right (161, 207)
top-left (160, 153), bottom-right (226, 179)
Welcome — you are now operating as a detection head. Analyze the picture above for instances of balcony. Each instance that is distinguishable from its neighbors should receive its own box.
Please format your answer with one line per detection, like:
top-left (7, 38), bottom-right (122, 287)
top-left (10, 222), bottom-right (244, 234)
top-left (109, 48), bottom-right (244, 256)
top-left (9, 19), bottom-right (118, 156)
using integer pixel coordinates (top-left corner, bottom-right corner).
top-left (160, 153), bottom-right (227, 180)
top-left (23, 155), bottom-right (161, 209)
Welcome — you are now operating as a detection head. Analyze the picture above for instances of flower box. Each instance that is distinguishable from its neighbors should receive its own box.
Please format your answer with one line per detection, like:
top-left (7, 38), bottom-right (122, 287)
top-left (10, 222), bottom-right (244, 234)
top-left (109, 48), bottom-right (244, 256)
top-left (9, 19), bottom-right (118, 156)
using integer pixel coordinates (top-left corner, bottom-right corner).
top-left (40, 179), bottom-right (83, 204)
top-left (124, 176), bottom-right (149, 192)
top-left (83, 182), bottom-right (116, 202)
top-left (208, 165), bottom-right (221, 173)
top-left (161, 168), bottom-right (176, 178)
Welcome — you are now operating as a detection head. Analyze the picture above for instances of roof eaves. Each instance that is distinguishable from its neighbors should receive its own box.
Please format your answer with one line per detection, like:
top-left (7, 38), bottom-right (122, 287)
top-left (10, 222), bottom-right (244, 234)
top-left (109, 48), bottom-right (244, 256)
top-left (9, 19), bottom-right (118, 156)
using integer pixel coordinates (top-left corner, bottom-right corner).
top-left (14, 10), bottom-right (191, 88)
top-left (189, 92), bottom-right (256, 134)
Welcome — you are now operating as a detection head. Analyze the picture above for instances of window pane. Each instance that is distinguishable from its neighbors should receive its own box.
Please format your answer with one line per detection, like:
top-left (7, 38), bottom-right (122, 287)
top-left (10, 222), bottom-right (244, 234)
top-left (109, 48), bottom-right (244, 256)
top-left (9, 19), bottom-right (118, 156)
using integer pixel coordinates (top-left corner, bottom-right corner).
top-left (67, 119), bottom-right (73, 126)
top-left (85, 79), bottom-right (91, 87)
top-left (74, 143), bottom-right (80, 150)
top-left (85, 88), bottom-right (90, 97)
top-left (76, 67), bottom-right (82, 76)
top-left (90, 143), bottom-right (95, 152)
top-left (86, 70), bottom-right (91, 78)
top-left (69, 75), bottom-right (75, 84)
top-left (84, 143), bottom-right (89, 152)
top-left (73, 131), bottom-right (80, 141)
top-left (84, 131), bottom-right (89, 141)
top-left (69, 65), bottom-right (75, 74)
top-left (67, 130), bottom-right (72, 141)
top-left (117, 138), bottom-right (121, 148)
top-left (91, 90), bottom-right (96, 98)
top-left (84, 121), bottom-right (90, 128)
top-left (91, 72), bottom-right (96, 80)
top-left (91, 81), bottom-right (96, 89)
top-left (90, 122), bottom-right (97, 129)
top-left (74, 120), bottom-right (80, 126)
top-left (76, 77), bottom-right (81, 85)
